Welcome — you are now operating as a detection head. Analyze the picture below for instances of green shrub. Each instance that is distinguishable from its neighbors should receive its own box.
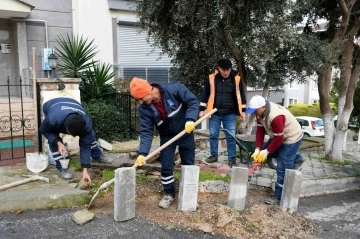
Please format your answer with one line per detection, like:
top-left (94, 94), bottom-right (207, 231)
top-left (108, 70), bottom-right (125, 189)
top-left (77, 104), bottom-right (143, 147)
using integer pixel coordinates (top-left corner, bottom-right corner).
top-left (287, 103), bottom-right (322, 118)
top-left (84, 100), bottom-right (131, 142)
top-left (287, 103), bottom-right (337, 118)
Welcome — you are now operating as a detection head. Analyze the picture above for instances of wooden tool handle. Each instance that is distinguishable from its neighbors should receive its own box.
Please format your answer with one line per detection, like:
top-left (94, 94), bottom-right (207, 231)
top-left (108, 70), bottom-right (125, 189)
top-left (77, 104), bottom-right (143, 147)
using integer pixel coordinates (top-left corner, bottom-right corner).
top-left (133, 108), bottom-right (217, 168)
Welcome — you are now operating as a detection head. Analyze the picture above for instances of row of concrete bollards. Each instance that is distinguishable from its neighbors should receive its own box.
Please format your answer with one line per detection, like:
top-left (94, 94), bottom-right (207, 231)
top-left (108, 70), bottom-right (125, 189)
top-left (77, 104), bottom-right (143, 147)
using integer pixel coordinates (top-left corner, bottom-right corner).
top-left (113, 166), bottom-right (303, 222)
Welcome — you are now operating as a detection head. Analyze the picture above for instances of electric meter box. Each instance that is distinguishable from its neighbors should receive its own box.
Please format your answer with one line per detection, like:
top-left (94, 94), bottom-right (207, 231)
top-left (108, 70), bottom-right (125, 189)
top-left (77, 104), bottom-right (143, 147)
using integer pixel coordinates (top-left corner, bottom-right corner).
top-left (1, 44), bottom-right (11, 54)
top-left (43, 48), bottom-right (52, 71)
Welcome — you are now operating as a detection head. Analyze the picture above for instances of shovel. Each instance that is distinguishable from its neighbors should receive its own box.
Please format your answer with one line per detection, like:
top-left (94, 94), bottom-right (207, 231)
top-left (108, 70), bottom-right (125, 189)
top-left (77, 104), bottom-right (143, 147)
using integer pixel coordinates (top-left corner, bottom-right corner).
top-left (88, 108), bottom-right (217, 208)
top-left (0, 175), bottom-right (50, 192)
top-left (26, 152), bottom-right (49, 173)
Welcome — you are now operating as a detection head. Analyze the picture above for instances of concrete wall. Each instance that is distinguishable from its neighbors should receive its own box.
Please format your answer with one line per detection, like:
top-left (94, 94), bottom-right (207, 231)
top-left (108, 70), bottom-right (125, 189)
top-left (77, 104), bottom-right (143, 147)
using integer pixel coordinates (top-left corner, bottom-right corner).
top-left (0, 19), bottom-right (17, 95)
top-left (24, 0), bottom-right (73, 78)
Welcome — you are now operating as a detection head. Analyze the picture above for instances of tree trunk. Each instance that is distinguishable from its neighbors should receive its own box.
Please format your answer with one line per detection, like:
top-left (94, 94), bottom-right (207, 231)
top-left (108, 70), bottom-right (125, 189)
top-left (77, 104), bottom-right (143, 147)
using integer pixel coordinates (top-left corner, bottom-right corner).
top-left (318, 67), bottom-right (335, 158)
top-left (331, 40), bottom-right (355, 160)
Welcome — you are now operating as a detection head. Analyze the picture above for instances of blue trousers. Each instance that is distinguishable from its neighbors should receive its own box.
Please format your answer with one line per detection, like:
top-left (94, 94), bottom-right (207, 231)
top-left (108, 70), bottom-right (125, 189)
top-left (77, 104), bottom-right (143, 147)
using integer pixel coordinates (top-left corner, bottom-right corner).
top-left (209, 113), bottom-right (236, 160)
top-left (160, 132), bottom-right (195, 196)
top-left (48, 132), bottom-right (102, 172)
top-left (263, 138), bottom-right (303, 199)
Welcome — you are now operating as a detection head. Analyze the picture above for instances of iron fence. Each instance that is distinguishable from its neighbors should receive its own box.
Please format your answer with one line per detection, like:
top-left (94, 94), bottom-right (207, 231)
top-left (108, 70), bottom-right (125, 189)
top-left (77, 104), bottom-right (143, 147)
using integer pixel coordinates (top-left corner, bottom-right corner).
top-left (111, 93), bottom-right (159, 139)
top-left (0, 77), bottom-right (37, 162)
top-left (112, 93), bottom-right (140, 139)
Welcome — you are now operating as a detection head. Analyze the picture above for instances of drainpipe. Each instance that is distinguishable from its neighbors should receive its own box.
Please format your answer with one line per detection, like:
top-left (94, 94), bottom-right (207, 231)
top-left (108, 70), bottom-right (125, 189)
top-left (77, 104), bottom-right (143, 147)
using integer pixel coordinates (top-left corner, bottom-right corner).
top-left (10, 19), bottom-right (49, 77)
top-left (10, 19), bottom-right (49, 48)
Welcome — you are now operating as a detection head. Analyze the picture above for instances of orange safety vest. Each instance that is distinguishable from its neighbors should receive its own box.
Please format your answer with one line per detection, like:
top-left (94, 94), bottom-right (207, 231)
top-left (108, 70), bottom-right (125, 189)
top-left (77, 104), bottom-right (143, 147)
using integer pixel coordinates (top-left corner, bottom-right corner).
top-left (206, 70), bottom-right (243, 116)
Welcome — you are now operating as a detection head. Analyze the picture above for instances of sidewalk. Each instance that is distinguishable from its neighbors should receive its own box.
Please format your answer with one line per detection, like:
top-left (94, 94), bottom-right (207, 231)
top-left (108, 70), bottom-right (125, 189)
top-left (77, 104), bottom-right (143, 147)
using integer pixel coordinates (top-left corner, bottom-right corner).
top-left (0, 133), bottom-right (359, 213)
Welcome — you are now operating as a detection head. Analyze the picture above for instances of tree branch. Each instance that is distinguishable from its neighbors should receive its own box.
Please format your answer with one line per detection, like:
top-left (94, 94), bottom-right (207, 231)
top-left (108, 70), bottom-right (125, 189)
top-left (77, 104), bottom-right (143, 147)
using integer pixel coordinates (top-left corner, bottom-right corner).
top-left (348, 16), bottom-right (360, 38)
top-left (344, 60), bottom-right (360, 112)
top-left (349, 0), bottom-right (356, 9)
top-left (338, 0), bottom-right (349, 17)
top-left (334, 0), bottom-right (351, 42)
top-left (224, 29), bottom-right (246, 84)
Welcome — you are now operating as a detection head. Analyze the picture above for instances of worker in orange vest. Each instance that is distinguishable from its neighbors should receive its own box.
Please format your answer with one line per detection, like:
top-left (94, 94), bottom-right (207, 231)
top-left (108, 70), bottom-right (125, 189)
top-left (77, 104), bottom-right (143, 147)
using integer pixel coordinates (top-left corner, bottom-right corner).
top-left (199, 59), bottom-right (247, 167)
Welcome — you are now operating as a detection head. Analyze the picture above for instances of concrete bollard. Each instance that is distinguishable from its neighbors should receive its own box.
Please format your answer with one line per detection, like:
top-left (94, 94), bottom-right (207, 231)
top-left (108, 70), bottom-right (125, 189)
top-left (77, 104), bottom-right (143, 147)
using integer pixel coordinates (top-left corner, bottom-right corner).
top-left (114, 167), bottom-right (136, 222)
top-left (280, 169), bottom-right (302, 213)
top-left (228, 167), bottom-right (248, 210)
top-left (178, 165), bottom-right (200, 211)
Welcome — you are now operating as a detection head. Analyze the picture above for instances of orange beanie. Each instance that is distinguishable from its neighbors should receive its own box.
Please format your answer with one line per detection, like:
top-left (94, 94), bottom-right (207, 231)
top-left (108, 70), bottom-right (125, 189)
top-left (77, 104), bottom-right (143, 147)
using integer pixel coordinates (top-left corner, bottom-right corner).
top-left (130, 77), bottom-right (152, 99)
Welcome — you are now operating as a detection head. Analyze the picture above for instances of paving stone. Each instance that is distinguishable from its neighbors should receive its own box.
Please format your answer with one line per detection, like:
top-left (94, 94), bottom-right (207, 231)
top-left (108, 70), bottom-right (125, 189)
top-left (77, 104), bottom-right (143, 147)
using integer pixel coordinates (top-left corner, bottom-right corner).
top-left (256, 177), bottom-right (272, 187)
top-left (228, 167), bottom-right (248, 210)
top-left (178, 166), bottom-right (200, 212)
top-left (72, 209), bottom-right (95, 225)
top-left (280, 170), bottom-right (302, 213)
top-left (114, 167), bottom-right (135, 222)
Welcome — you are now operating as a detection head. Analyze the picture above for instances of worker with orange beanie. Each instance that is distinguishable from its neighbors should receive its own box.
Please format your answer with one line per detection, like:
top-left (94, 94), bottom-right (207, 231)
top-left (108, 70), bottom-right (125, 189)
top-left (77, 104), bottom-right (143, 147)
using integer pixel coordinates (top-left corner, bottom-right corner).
top-left (130, 77), bottom-right (199, 209)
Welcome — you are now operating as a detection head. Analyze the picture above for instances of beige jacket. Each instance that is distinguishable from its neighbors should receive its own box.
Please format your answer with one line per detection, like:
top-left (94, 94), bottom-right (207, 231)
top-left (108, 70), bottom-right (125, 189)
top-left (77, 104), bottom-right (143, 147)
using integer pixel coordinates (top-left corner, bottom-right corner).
top-left (258, 102), bottom-right (303, 144)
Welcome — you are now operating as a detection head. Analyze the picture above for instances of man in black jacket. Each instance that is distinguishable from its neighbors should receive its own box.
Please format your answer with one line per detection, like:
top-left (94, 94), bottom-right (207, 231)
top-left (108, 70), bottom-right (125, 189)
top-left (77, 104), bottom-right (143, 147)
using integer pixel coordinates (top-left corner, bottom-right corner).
top-left (40, 97), bottom-right (112, 184)
top-left (199, 59), bottom-right (247, 167)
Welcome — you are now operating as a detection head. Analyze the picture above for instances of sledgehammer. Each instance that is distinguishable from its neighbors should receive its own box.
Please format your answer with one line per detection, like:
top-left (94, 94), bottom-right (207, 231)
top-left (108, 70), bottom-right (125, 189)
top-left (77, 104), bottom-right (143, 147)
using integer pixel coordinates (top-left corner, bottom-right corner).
top-left (87, 108), bottom-right (218, 209)
top-left (0, 175), bottom-right (50, 192)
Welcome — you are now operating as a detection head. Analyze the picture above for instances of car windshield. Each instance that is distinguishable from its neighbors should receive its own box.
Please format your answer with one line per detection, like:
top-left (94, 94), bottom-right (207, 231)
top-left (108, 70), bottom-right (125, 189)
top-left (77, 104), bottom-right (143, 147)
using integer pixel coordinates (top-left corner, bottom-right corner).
top-left (314, 120), bottom-right (324, 127)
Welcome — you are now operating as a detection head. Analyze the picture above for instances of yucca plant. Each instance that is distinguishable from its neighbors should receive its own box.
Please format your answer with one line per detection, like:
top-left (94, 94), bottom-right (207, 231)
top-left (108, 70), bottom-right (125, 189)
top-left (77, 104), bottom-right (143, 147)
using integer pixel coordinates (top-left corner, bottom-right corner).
top-left (56, 34), bottom-right (98, 78)
top-left (80, 61), bottom-right (117, 102)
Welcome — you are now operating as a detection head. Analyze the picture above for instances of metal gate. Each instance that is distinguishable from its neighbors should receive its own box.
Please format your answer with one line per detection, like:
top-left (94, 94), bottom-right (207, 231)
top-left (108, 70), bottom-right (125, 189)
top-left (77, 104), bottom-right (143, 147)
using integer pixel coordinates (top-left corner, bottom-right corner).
top-left (0, 76), bottom-right (37, 166)
top-left (112, 93), bottom-right (140, 139)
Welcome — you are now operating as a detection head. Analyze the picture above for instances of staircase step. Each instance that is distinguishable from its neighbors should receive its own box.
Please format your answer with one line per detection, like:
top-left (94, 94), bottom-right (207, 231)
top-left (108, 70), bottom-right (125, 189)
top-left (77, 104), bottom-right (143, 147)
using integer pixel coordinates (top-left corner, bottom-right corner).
top-left (0, 165), bottom-right (89, 213)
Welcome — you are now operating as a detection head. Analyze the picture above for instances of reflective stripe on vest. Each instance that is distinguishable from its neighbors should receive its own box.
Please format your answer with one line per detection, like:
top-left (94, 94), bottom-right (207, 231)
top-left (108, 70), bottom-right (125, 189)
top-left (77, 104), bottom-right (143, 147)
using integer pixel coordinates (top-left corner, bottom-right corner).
top-left (206, 71), bottom-right (243, 116)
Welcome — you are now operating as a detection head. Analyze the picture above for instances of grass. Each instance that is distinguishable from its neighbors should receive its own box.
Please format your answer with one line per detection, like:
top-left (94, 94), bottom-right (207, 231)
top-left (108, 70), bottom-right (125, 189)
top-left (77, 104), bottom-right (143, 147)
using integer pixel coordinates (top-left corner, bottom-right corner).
top-left (99, 170), bottom-right (149, 182)
top-left (174, 171), bottom-right (231, 182)
top-left (69, 159), bottom-right (82, 170)
top-left (136, 173), bottom-right (148, 182)
top-left (102, 169), bottom-right (115, 180)
top-left (329, 159), bottom-right (351, 166)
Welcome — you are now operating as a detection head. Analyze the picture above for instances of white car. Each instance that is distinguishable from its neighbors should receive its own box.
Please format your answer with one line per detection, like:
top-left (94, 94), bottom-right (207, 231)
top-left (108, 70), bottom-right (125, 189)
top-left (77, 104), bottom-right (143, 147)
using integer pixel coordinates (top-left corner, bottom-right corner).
top-left (295, 116), bottom-right (324, 137)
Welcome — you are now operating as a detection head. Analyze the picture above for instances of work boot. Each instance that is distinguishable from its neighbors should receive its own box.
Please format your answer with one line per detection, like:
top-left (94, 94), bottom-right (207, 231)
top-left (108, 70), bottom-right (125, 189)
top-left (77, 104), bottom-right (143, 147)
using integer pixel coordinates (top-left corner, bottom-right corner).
top-left (264, 195), bottom-right (280, 205)
top-left (60, 168), bottom-right (72, 180)
top-left (93, 155), bottom-right (113, 164)
top-left (205, 155), bottom-right (218, 163)
top-left (293, 155), bottom-right (304, 170)
top-left (228, 158), bottom-right (237, 168)
top-left (158, 194), bottom-right (175, 209)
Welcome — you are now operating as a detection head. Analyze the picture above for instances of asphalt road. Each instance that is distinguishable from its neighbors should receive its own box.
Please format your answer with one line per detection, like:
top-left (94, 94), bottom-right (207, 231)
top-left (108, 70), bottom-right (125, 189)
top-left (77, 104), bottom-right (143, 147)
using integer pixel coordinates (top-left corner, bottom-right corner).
top-left (298, 189), bottom-right (360, 239)
top-left (0, 209), bottom-right (226, 239)
top-left (1, 190), bottom-right (359, 239)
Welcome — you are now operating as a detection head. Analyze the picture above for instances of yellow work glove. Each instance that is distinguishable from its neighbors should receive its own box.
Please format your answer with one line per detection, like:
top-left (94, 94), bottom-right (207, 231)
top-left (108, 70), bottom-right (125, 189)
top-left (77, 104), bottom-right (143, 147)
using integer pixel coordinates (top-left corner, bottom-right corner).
top-left (251, 148), bottom-right (260, 162)
top-left (185, 121), bottom-right (195, 134)
top-left (135, 155), bottom-right (145, 166)
top-left (256, 149), bottom-right (269, 164)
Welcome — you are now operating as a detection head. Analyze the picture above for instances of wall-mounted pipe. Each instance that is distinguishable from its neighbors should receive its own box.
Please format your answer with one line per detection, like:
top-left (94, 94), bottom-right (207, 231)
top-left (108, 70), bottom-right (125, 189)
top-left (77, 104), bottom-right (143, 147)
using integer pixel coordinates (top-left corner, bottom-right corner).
top-left (10, 19), bottom-right (49, 48)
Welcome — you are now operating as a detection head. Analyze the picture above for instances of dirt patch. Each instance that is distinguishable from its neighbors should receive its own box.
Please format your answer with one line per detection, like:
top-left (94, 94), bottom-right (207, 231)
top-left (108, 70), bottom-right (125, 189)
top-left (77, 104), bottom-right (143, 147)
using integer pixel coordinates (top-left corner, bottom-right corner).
top-left (89, 173), bottom-right (316, 239)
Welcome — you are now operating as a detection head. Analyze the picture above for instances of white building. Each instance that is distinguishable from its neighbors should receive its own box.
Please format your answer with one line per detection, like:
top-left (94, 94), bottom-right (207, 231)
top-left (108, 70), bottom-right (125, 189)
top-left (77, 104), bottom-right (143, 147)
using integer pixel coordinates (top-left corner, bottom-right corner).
top-left (72, 0), bottom-right (172, 84)
top-left (247, 75), bottom-right (320, 107)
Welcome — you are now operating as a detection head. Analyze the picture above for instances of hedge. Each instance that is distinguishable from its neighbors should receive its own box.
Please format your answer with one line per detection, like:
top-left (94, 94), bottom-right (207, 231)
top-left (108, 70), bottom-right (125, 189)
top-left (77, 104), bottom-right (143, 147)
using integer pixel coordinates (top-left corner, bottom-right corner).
top-left (83, 100), bottom-right (131, 142)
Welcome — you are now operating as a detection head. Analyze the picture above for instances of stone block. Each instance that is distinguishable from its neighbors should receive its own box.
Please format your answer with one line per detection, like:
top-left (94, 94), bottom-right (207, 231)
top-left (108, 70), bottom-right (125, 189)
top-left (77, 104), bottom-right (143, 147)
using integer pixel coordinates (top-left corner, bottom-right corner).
top-left (178, 165), bottom-right (199, 211)
top-left (228, 167), bottom-right (248, 210)
top-left (300, 180), bottom-right (324, 196)
top-left (114, 167), bottom-right (136, 222)
top-left (280, 169), bottom-right (302, 213)
top-left (256, 177), bottom-right (272, 187)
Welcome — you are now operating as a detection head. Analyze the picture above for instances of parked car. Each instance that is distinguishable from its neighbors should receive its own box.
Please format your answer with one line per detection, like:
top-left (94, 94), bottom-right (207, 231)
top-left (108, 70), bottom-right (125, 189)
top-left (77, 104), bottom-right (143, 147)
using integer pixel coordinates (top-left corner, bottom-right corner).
top-left (295, 116), bottom-right (324, 137)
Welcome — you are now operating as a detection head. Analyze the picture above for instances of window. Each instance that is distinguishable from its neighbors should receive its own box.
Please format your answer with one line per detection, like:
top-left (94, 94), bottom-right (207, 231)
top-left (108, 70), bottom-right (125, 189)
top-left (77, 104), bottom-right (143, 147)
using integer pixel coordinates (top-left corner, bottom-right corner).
top-left (123, 67), bottom-right (170, 84)
top-left (311, 99), bottom-right (319, 104)
top-left (289, 82), bottom-right (298, 89)
top-left (288, 98), bottom-right (298, 105)
top-left (312, 80), bottom-right (318, 89)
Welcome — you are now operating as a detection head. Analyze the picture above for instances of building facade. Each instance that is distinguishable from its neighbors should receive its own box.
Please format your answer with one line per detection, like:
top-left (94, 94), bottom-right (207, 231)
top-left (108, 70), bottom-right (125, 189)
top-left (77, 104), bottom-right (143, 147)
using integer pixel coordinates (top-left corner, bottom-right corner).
top-left (0, 0), bottom-right (73, 95)
top-left (72, 0), bottom-right (172, 84)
